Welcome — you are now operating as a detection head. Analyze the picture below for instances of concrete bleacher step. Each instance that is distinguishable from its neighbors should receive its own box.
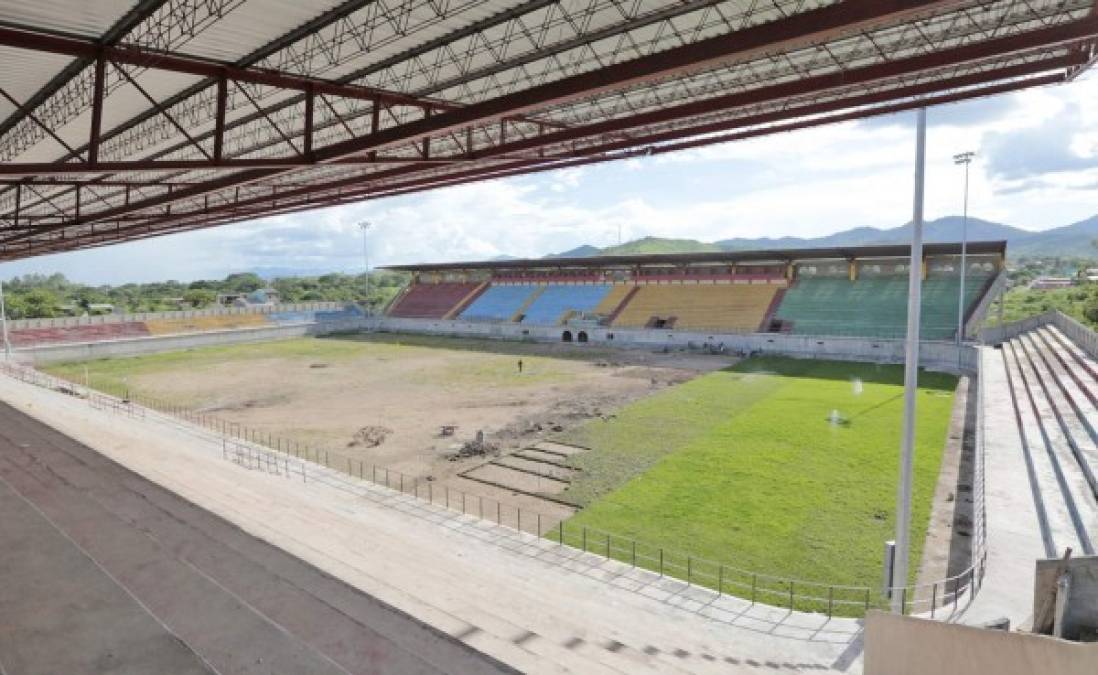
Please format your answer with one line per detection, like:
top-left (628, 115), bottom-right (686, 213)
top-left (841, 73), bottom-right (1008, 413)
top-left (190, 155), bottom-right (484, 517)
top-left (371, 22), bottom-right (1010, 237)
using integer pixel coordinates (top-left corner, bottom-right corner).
top-left (1020, 332), bottom-right (1098, 498)
top-left (1033, 327), bottom-right (1098, 414)
top-left (1038, 326), bottom-right (1098, 403)
top-left (1001, 344), bottom-right (1086, 557)
top-left (1006, 340), bottom-right (1096, 555)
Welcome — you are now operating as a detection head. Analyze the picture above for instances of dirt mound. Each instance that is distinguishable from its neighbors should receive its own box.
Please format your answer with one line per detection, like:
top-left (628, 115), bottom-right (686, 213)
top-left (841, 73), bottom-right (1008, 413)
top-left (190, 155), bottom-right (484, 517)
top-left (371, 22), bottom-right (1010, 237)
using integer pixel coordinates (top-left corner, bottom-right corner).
top-left (348, 425), bottom-right (393, 448)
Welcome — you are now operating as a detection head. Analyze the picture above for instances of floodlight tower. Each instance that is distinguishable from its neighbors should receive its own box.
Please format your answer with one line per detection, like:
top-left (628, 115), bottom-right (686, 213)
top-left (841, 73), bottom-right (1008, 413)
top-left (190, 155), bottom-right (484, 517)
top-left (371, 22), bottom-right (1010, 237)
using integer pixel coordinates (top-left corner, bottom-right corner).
top-left (358, 220), bottom-right (372, 314)
top-left (953, 151), bottom-right (976, 344)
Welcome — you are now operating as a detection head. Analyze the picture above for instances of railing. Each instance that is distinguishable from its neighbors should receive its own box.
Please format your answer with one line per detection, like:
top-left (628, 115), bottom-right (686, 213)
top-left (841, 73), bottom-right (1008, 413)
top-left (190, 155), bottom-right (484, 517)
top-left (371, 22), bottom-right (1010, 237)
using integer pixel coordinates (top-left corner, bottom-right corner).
top-left (0, 358), bottom-right (989, 619)
top-left (980, 309), bottom-right (1098, 361)
top-left (8, 302), bottom-right (346, 330)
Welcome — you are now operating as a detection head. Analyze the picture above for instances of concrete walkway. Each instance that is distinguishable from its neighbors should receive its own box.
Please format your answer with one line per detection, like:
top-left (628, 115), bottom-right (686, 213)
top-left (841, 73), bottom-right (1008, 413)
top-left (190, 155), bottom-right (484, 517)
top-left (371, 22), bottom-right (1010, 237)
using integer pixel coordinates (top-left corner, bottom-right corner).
top-left (0, 373), bottom-right (863, 674)
top-left (956, 347), bottom-right (1047, 629)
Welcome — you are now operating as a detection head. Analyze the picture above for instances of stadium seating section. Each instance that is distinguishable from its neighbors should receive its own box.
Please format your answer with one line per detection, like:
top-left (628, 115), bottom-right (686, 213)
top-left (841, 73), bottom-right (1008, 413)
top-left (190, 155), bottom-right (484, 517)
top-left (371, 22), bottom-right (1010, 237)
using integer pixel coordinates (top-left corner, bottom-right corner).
top-left (9, 322), bottom-right (150, 347)
top-left (520, 285), bottom-right (613, 324)
top-left (592, 286), bottom-right (634, 317)
top-left (611, 284), bottom-right (781, 332)
top-left (774, 270), bottom-right (995, 339)
top-left (388, 282), bottom-right (481, 319)
top-left (459, 285), bottom-right (539, 322)
top-left (144, 314), bottom-right (271, 336)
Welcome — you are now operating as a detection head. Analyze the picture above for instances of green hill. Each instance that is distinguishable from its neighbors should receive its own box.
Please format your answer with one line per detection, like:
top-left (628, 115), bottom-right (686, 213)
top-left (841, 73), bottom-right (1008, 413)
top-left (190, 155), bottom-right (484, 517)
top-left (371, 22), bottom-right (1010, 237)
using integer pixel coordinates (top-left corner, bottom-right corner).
top-left (598, 236), bottom-right (721, 256)
top-left (543, 214), bottom-right (1098, 261)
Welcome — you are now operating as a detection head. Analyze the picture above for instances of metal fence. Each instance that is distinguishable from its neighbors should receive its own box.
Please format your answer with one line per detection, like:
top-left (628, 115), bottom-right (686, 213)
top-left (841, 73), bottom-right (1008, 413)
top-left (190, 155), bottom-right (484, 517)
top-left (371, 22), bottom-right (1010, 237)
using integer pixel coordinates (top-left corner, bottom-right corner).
top-left (0, 358), bottom-right (989, 619)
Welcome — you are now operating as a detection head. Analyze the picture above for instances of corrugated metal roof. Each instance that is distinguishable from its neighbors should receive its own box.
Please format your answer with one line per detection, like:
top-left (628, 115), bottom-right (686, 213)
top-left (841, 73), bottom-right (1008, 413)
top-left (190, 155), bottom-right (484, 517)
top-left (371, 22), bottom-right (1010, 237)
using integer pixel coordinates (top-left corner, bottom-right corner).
top-left (0, 0), bottom-right (1091, 261)
top-left (383, 241), bottom-right (1011, 272)
top-left (0, 0), bottom-right (132, 38)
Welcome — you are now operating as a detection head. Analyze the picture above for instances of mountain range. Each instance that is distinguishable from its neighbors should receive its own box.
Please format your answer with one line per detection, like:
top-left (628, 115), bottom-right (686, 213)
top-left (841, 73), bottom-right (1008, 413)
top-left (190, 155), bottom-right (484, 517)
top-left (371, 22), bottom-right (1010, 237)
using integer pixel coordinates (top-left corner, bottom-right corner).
top-left (546, 214), bottom-right (1098, 260)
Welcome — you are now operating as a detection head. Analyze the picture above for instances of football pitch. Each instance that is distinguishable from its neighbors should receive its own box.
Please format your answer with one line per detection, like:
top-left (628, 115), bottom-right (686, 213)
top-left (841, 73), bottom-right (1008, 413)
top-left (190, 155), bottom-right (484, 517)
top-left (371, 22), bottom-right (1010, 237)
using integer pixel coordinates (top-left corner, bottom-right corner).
top-left (557, 356), bottom-right (956, 595)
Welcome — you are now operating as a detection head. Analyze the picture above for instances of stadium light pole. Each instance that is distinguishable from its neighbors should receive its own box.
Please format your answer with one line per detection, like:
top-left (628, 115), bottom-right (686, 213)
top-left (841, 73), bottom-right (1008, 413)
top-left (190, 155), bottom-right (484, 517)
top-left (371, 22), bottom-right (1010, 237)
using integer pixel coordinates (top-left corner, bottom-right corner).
top-left (893, 107), bottom-right (927, 614)
top-left (358, 220), bottom-right (372, 315)
top-left (0, 276), bottom-right (11, 360)
top-left (953, 151), bottom-right (976, 344)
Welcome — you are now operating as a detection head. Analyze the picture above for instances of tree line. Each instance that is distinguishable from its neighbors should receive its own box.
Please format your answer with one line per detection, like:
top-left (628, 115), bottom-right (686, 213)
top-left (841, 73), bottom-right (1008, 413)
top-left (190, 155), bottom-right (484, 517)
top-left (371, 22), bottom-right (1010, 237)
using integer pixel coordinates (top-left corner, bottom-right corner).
top-left (0, 271), bottom-right (409, 319)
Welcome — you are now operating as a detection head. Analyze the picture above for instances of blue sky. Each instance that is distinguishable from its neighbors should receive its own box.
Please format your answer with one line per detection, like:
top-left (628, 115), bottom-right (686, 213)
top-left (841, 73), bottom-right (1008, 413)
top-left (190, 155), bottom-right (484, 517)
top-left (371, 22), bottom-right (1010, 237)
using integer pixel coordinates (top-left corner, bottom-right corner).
top-left (4, 71), bottom-right (1098, 285)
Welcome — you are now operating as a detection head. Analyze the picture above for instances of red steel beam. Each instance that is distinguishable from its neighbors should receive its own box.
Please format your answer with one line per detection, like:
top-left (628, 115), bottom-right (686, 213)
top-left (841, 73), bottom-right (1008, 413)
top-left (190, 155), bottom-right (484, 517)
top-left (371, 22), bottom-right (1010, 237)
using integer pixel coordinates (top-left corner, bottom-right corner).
top-left (20, 65), bottom-right (1063, 248)
top-left (97, 70), bottom-right (1067, 244)
top-left (101, 52), bottom-right (1082, 225)
top-left (0, 0), bottom-right (968, 234)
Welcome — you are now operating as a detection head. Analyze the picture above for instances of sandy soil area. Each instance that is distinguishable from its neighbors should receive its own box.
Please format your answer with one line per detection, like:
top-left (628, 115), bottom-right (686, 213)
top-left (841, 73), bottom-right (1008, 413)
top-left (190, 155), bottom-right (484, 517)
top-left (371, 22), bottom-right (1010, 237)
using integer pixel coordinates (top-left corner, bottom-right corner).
top-left (118, 337), bottom-right (734, 516)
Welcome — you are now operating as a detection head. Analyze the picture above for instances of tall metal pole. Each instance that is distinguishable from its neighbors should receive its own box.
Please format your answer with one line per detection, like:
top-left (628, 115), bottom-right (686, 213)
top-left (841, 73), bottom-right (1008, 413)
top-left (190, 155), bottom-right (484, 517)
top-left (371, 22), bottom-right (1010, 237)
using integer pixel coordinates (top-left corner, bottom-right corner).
top-left (358, 220), bottom-right (371, 314)
top-left (893, 107), bottom-right (927, 614)
top-left (954, 151), bottom-right (975, 344)
top-left (0, 277), bottom-right (11, 359)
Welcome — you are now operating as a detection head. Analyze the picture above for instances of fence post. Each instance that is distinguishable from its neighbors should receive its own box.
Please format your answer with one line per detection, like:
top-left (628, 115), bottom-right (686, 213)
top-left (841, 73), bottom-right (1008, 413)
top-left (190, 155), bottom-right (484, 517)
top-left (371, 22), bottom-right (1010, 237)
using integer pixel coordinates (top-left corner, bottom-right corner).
top-left (828, 586), bottom-right (833, 618)
top-left (901, 587), bottom-right (907, 616)
top-left (752, 574), bottom-right (757, 604)
top-left (429, 482), bottom-right (433, 504)
top-left (537, 512), bottom-right (541, 536)
top-left (496, 501), bottom-right (500, 525)
top-left (445, 486), bottom-right (450, 508)
top-left (517, 507), bottom-right (521, 533)
top-left (931, 583), bottom-right (937, 618)
top-left (864, 588), bottom-right (870, 612)
top-left (582, 527), bottom-right (587, 552)
top-left (659, 548), bottom-right (663, 576)
top-left (789, 582), bottom-right (794, 611)
top-left (718, 565), bottom-right (723, 596)
top-left (632, 540), bottom-right (637, 568)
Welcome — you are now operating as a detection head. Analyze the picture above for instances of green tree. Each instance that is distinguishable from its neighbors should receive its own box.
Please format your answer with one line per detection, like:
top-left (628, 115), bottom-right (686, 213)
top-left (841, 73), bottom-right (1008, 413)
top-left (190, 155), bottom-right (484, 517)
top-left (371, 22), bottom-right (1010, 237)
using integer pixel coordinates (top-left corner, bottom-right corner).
top-left (182, 288), bottom-right (217, 308)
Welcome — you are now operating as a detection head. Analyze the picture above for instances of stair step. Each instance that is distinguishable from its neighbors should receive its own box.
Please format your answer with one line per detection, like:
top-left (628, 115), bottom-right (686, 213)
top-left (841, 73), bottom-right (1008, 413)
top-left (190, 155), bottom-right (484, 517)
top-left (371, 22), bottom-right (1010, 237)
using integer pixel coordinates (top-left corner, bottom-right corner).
top-left (1007, 339), bottom-right (1095, 555)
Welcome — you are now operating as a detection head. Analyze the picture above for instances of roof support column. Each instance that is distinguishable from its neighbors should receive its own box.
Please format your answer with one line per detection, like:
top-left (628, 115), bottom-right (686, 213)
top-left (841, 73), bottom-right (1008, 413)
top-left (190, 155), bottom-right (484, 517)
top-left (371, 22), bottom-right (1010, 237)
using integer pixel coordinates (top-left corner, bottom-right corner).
top-left (88, 53), bottom-right (106, 166)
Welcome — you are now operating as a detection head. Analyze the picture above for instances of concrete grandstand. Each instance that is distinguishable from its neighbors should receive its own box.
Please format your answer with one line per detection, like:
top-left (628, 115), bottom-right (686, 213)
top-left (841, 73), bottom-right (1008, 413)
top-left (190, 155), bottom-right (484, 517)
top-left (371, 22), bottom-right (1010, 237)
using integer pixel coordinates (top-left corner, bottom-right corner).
top-left (1, 0), bottom-right (1098, 673)
top-left (383, 241), bottom-right (1006, 341)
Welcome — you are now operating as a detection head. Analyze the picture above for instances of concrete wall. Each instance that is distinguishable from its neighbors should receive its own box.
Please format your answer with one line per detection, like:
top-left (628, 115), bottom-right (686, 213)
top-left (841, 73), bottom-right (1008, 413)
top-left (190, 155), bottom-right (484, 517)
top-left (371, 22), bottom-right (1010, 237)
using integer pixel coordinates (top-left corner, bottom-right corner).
top-left (1033, 556), bottom-right (1098, 641)
top-left (373, 317), bottom-right (977, 372)
top-left (14, 319), bottom-right (368, 365)
top-left (964, 271), bottom-right (1007, 339)
top-left (7, 302), bottom-right (345, 330)
top-left (864, 611), bottom-right (1098, 675)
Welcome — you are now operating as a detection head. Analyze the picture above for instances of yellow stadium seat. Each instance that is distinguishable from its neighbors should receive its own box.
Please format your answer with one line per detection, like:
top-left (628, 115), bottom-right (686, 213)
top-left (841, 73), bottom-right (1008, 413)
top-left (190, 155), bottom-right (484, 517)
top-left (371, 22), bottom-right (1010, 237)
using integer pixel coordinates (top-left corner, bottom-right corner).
top-left (611, 284), bottom-right (781, 332)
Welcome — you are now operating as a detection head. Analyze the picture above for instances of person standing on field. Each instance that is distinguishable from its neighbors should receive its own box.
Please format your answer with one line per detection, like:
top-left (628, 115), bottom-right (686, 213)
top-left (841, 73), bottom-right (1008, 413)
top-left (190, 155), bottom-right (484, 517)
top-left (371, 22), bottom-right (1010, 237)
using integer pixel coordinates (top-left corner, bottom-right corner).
top-left (517, 359), bottom-right (523, 374)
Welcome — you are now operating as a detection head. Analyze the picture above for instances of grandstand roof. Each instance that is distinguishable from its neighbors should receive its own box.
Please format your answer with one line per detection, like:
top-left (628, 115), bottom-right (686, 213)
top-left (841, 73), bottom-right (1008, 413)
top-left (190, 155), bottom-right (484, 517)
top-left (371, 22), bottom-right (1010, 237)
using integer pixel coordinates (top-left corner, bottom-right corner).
top-left (383, 240), bottom-right (1008, 272)
top-left (0, 1), bottom-right (1093, 262)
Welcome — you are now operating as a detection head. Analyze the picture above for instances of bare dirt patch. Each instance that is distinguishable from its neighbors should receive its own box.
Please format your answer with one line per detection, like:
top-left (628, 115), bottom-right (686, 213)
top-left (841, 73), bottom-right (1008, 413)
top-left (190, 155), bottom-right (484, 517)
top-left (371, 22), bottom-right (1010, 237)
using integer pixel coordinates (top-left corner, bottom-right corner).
top-left (88, 336), bottom-right (732, 519)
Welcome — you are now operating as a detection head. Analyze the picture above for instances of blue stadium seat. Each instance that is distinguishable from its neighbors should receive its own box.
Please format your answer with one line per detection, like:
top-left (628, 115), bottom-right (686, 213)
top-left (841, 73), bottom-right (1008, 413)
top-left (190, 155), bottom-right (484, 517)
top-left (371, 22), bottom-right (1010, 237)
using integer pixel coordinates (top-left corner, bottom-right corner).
top-left (520, 285), bottom-right (612, 324)
top-left (459, 285), bottom-right (537, 321)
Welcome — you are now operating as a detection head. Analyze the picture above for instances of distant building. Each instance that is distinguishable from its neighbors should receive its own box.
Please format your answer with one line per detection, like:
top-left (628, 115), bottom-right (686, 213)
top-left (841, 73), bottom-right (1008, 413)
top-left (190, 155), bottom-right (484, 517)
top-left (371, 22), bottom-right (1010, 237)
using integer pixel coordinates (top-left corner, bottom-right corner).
top-left (217, 288), bottom-right (280, 307)
top-left (1029, 277), bottom-right (1075, 290)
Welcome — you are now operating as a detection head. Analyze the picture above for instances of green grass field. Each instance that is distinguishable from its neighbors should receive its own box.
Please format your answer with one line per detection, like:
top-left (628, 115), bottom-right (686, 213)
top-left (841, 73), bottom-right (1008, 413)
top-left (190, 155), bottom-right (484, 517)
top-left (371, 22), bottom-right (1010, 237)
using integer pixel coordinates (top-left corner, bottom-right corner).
top-left (555, 357), bottom-right (956, 605)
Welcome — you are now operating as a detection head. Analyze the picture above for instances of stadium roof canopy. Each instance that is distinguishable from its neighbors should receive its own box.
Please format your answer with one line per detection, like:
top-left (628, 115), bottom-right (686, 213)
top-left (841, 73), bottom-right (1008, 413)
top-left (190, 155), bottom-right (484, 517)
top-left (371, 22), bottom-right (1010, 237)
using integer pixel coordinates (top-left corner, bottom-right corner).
top-left (0, 1), bottom-right (1093, 262)
top-left (384, 240), bottom-right (1008, 271)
